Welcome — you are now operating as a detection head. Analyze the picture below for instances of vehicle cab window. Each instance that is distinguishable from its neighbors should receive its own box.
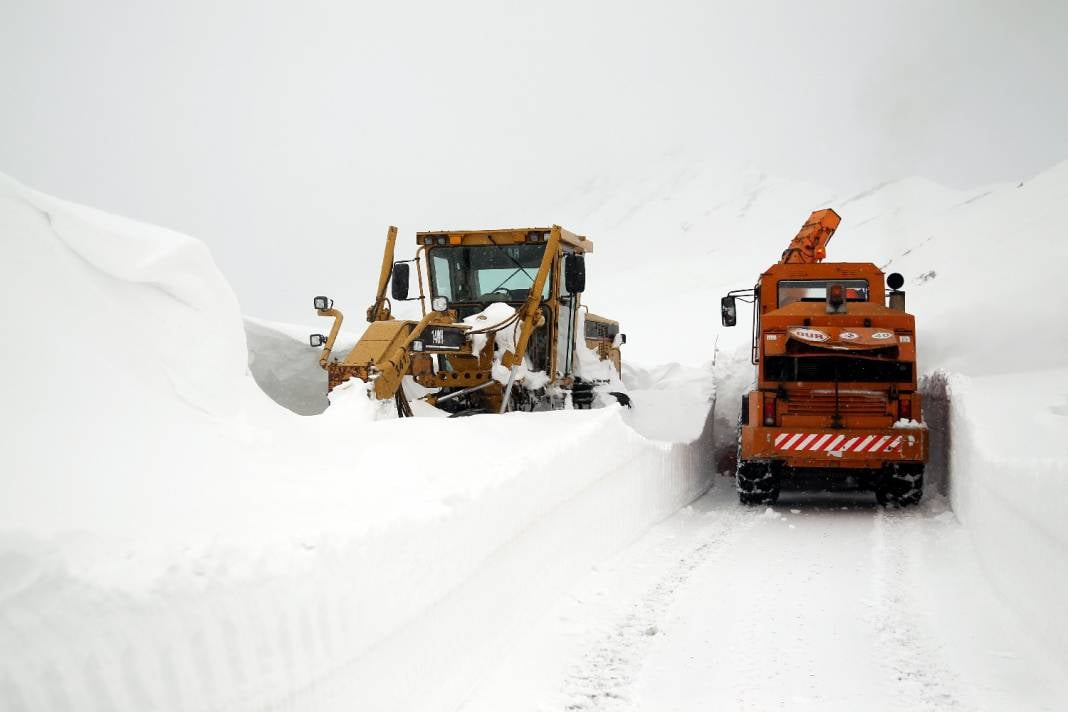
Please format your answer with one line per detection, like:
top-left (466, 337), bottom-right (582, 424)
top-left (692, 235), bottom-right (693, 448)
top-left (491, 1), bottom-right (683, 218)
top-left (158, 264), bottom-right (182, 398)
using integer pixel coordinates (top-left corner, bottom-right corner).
top-left (777, 279), bottom-right (869, 307)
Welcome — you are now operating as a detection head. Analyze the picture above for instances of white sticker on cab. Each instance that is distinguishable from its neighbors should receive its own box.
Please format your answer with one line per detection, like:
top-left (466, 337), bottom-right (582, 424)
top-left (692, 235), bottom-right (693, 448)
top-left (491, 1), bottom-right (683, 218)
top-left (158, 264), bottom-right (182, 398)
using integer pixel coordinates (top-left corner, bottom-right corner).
top-left (789, 327), bottom-right (829, 342)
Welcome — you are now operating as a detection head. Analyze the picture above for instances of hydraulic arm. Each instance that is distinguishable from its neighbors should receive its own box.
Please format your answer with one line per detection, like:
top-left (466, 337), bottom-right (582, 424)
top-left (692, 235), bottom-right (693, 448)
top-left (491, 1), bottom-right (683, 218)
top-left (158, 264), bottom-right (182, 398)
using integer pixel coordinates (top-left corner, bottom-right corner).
top-left (779, 209), bottom-right (841, 264)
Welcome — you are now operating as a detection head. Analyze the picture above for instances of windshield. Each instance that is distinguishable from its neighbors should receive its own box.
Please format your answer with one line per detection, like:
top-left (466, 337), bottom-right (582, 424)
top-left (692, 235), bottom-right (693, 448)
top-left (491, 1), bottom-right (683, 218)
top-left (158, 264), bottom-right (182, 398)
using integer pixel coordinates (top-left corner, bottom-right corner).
top-left (428, 244), bottom-right (550, 303)
top-left (778, 279), bottom-right (869, 307)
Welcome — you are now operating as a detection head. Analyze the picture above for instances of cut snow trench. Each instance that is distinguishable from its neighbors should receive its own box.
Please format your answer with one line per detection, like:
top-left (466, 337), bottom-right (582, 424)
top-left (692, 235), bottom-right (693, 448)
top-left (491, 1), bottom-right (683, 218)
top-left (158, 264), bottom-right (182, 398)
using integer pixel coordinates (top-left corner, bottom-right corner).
top-left (5, 154), bottom-right (1068, 711)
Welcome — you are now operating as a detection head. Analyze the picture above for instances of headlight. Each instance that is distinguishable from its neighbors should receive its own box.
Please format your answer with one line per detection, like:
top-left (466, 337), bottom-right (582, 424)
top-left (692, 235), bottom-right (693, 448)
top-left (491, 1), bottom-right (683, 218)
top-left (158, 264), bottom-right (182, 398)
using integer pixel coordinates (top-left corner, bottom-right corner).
top-left (432, 296), bottom-right (449, 312)
top-left (436, 236), bottom-right (447, 246)
top-left (313, 295), bottom-right (330, 310)
top-left (412, 340), bottom-right (424, 352)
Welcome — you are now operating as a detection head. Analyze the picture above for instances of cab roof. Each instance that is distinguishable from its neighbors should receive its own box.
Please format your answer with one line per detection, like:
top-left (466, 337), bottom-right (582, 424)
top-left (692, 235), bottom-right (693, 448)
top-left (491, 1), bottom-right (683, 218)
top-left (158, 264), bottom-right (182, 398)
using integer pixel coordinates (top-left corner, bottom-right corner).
top-left (415, 225), bottom-right (594, 253)
top-left (761, 261), bottom-right (885, 283)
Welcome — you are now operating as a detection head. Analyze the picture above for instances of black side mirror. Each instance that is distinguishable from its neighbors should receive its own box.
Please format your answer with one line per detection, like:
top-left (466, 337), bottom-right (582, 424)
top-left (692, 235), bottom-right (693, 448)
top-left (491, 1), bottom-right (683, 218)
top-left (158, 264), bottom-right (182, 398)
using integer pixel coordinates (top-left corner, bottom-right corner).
top-left (887, 272), bottom-right (904, 290)
top-left (721, 296), bottom-right (737, 327)
top-left (309, 333), bottom-right (326, 347)
top-left (565, 254), bottom-right (586, 294)
top-left (391, 262), bottom-right (410, 301)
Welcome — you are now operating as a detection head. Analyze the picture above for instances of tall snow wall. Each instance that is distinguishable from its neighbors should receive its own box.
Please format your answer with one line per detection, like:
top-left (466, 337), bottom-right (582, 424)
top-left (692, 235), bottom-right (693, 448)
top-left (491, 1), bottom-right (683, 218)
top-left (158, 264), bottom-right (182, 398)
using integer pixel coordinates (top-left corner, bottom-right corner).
top-left (0, 173), bottom-right (716, 711)
top-left (944, 371), bottom-right (1068, 667)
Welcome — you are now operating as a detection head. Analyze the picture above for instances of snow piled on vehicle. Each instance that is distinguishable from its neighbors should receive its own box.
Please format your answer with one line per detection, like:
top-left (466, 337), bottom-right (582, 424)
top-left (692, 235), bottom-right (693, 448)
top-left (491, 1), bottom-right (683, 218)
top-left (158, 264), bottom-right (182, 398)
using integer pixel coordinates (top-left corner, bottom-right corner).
top-left (0, 172), bottom-right (714, 711)
top-left (461, 301), bottom-right (551, 389)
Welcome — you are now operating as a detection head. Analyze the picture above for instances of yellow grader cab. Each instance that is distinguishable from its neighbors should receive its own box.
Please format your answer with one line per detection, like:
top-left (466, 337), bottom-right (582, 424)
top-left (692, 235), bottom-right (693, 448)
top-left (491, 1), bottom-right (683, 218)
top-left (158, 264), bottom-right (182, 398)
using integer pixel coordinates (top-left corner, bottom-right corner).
top-left (721, 209), bottom-right (929, 506)
top-left (310, 226), bottom-right (627, 416)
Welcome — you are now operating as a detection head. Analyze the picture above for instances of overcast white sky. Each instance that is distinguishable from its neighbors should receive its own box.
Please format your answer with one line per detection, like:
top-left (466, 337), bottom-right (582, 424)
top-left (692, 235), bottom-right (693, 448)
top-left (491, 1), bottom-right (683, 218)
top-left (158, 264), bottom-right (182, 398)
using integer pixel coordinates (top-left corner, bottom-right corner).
top-left (3, 0), bottom-right (1066, 322)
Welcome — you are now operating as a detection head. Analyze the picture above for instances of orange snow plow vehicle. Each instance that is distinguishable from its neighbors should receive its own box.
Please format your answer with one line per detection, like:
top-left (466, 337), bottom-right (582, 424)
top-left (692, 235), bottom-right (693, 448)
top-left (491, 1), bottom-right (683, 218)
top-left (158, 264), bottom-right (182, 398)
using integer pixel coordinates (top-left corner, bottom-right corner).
top-left (720, 209), bottom-right (928, 506)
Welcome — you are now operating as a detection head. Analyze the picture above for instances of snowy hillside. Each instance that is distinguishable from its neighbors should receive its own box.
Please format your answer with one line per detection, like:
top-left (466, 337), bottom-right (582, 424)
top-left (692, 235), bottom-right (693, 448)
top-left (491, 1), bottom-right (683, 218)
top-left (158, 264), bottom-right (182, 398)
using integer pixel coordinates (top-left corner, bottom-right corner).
top-left (2, 156), bottom-right (1067, 710)
top-left (553, 157), bottom-right (1068, 372)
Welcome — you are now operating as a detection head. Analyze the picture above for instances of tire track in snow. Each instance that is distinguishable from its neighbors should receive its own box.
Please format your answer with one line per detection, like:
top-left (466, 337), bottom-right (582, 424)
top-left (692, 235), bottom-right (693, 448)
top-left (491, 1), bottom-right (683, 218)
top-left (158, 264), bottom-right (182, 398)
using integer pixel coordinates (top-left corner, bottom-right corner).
top-left (560, 494), bottom-right (756, 711)
top-left (868, 505), bottom-right (972, 711)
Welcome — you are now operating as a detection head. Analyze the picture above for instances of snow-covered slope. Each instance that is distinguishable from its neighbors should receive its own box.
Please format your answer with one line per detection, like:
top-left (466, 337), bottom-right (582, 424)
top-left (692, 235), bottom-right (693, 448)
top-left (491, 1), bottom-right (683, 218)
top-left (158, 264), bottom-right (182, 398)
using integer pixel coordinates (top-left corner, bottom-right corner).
top-left (557, 157), bottom-right (1067, 373)
top-left (557, 157), bottom-right (1068, 672)
top-left (457, 161), bottom-right (1068, 710)
top-left (3, 153), bottom-right (1067, 710)
top-left (0, 173), bottom-right (715, 711)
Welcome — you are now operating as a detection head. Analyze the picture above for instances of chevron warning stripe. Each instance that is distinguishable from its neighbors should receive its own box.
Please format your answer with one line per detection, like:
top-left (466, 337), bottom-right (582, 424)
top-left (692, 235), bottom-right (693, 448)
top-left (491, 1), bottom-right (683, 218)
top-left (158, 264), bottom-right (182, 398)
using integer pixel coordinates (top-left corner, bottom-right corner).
top-left (773, 432), bottom-right (904, 453)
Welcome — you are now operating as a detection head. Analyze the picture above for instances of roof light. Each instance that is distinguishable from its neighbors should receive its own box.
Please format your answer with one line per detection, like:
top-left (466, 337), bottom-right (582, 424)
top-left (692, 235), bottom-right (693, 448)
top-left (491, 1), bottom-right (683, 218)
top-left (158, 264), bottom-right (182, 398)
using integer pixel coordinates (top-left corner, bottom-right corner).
top-left (826, 283), bottom-right (846, 314)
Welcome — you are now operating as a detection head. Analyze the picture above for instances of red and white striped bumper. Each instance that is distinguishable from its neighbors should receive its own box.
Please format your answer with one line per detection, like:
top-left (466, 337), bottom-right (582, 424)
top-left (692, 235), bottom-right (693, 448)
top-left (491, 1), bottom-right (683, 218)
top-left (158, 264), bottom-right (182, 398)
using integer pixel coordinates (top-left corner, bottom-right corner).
top-left (742, 426), bottom-right (927, 466)
top-left (774, 432), bottom-right (906, 454)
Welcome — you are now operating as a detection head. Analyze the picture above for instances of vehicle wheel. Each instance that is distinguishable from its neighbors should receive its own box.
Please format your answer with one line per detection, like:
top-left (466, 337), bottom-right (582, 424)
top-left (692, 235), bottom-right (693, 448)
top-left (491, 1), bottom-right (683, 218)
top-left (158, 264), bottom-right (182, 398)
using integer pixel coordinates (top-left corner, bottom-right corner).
top-left (875, 464), bottom-right (924, 506)
top-left (571, 380), bottom-right (595, 409)
top-left (737, 461), bottom-right (780, 505)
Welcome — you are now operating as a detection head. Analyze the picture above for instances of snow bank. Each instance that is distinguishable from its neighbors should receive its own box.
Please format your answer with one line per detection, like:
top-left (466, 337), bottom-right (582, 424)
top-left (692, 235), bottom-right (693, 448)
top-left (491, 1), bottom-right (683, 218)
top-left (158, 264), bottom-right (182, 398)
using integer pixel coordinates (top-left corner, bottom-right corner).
top-left (837, 163), bottom-right (1068, 669)
top-left (0, 172), bottom-right (253, 538)
top-left (7, 149), bottom-right (1068, 707)
top-left (0, 173), bottom-right (715, 711)
top-left (943, 369), bottom-right (1068, 665)
top-left (622, 361), bottom-right (715, 443)
top-left (561, 155), bottom-right (1068, 672)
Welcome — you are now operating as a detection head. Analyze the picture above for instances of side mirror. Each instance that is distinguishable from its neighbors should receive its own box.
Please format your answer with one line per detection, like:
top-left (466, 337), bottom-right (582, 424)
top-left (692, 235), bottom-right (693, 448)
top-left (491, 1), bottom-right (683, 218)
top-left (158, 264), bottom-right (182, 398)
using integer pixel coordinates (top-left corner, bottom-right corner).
top-left (565, 254), bottom-right (586, 294)
top-left (721, 296), bottom-right (737, 327)
top-left (313, 295), bottom-right (331, 311)
top-left (391, 262), bottom-right (410, 301)
top-left (309, 333), bottom-right (326, 347)
top-left (887, 272), bottom-right (905, 290)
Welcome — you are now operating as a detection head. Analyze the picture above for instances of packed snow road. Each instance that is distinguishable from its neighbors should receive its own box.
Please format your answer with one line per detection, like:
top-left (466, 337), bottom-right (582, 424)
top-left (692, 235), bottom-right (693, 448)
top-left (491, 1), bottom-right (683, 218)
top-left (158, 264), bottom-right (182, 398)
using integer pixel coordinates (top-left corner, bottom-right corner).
top-left (462, 483), bottom-right (1067, 712)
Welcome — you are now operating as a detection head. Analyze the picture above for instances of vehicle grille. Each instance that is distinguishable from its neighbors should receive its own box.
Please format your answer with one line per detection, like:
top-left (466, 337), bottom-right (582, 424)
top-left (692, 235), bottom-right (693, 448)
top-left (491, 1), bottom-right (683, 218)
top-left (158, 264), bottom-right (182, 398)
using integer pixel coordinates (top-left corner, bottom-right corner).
top-left (784, 389), bottom-right (889, 416)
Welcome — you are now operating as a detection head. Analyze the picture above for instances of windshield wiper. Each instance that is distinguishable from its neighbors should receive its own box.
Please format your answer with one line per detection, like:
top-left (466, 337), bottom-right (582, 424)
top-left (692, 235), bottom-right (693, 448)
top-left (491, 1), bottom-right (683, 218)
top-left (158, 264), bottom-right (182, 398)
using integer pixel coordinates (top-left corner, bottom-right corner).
top-left (487, 267), bottom-right (525, 295)
top-left (482, 235), bottom-right (539, 297)
top-left (487, 236), bottom-right (536, 283)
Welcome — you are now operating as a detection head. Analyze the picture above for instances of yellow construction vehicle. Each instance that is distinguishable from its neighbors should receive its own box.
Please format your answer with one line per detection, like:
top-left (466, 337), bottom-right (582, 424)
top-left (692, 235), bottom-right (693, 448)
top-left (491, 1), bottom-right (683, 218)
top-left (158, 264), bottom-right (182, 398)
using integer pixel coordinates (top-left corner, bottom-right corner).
top-left (310, 226), bottom-right (627, 416)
